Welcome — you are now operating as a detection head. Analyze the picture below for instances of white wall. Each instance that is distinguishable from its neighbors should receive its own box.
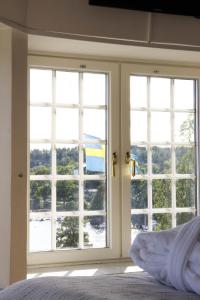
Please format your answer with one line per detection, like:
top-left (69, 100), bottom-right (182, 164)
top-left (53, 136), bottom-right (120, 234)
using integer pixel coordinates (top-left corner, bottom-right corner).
top-left (0, 25), bottom-right (27, 288)
top-left (0, 26), bottom-right (12, 289)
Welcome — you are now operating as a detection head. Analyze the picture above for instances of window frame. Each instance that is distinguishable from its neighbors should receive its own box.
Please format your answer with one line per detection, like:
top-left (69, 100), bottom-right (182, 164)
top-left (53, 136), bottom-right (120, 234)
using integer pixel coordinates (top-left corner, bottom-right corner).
top-left (121, 63), bottom-right (200, 257)
top-left (28, 56), bottom-right (121, 266)
top-left (27, 57), bottom-right (200, 267)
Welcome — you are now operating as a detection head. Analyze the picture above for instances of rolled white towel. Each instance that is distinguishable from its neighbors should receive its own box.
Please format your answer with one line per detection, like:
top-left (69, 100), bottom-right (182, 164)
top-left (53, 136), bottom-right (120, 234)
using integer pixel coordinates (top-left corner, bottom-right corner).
top-left (129, 216), bottom-right (200, 295)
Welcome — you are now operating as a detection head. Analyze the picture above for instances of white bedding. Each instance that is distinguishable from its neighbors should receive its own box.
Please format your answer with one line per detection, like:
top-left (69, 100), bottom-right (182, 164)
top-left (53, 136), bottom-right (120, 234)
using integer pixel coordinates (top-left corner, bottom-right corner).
top-left (0, 272), bottom-right (199, 300)
top-left (130, 216), bottom-right (200, 295)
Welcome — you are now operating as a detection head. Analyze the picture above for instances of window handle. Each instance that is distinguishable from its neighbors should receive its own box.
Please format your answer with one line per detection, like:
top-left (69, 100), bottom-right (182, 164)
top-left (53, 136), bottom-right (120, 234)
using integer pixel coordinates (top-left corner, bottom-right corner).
top-left (112, 152), bottom-right (117, 177)
top-left (125, 152), bottom-right (136, 177)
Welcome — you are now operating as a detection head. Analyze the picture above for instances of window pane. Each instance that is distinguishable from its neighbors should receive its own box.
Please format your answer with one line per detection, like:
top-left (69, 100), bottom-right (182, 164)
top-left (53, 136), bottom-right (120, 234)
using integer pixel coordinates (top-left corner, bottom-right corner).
top-left (131, 111), bottom-right (147, 142)
top-left (56, 181), bottom-right (79, 211)
top-left (56, 108), bottom-right (79, 140)
top-left (56, 71), bottom-right (79, 104)
top-left (131, 180), bottom-right (147, 209)
top-left (84, 143), bottom-right (106, 175)
top-left (83, 109), bottom-right (105, 140)
top-left (150, 77), bottom-right (170, 109)
top-left (30, 181), bottom-right (51, 212)
top-left (174, 79), bottom-right (194, 109)
top-left (84, 181), bottom-right (105, 211)
top-left (56, 217), bottom-right (79, 249)
top-left (30, 144), bottom-right (51, 175)
top-left (152, 146), bottom-right (171, 174)
top-left (130, 76), bottom-right (147, 108)
top-left (83, 73), bottom-right (106, 105)
top-left (176, 147), bottom-right (195, 174)
top-left (131, 146), bottom-right (147, 175)
top-left (30, 107), bottom-right (51, 140)
top-left (131, 214), bottom-right (148, 242)
top-left (176, 212), bottom-right (195, 226)
top-left (29, 217), bottom-right (51, 252)
top-left (151, 112), bottom-right (170, 142)
top-left (30, 69), bottom-right (52, 104)
top-left (84, 216), bottom-right (106, 248)
top-left (152, 180), bottom-right (171, 208)
top-left (153, 213), bottom-right (172, 231)
top-left (56, 144), bottom-right (79, 175)
top-left (176, 179), bottom-right (195, 207)
top-left (174, 113), bottom-right (194, 143)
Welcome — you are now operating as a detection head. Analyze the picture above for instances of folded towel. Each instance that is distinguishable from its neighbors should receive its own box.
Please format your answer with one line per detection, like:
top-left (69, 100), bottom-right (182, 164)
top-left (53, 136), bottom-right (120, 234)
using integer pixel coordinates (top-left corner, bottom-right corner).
top-left (129, 216), bottom-right (200, 295)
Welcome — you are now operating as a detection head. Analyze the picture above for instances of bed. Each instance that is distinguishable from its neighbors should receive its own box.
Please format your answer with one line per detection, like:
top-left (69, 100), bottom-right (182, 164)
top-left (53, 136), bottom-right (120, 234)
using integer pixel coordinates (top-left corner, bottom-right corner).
top-left (0, 272), bottom-right (199, 300)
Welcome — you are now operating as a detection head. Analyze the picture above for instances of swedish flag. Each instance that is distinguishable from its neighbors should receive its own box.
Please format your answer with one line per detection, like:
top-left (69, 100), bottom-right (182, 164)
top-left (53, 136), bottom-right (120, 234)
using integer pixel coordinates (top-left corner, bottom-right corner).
top-left (84, 134), bottom-right (105, 173)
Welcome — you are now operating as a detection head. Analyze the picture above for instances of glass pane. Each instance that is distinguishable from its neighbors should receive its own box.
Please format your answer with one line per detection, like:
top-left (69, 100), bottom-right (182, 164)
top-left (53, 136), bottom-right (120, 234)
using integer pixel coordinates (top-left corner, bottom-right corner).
top-left (30, 144), bottom-right (51, 175)
top-left (151, 112), bottom-right (170, 142)
top-left (83, 73), bottom-right (106, 106)
top-left (152, 180), bottom-right (171, 208)
top-left (176, 179), bottom-right (195, 207)
top-left (29, 217), bottom-right (51, 252)
top-left (30, 69), bottom-right (52, 104)
top-left (176, 147), bottom-right (195, 174)
top-left (56, 108), bottom-right (79, 140)
top-left (131, 180), bottom-right (147, 209)
top-left (84, 143), bottom-right (106, 175)
top-left (56, 71), bottom-right (79, 104)
top-left (84, 216), bottom-right (106, 248)
top-left (56, 217), bottom-right (79, 249)
top-left (56, 144), bottom-right (79, 175)
top-left (152, 213), bottom-right (172, 231)
top-left (131, 214), bottom-right (148, 242)
top-left (131, 111), bottom-right (147, 142)
top-left (30, 107), bottom-right (51, 140)
top-left (131, 146), bottom-right (147, 175)
top-left (176, 212), bottom-right (195, 226)
top-left (130, 76), bottom-right (147, 108)
top-left (174, 79), bottom-right (194, 109)
top-left (56, 181), bottom-right (79, 211)
top-left (83, 109), bottom-right (105, 140)
top-left (174, 113), bottom-right (194, 143)
top-left (150, 77), bottom-right (170, 109)
top-left (30, 181), bottom-right (51, 212)
top-left (152, 146), bottom-right (171, 174)
top-left (84, 181), bottom-right (105, 210)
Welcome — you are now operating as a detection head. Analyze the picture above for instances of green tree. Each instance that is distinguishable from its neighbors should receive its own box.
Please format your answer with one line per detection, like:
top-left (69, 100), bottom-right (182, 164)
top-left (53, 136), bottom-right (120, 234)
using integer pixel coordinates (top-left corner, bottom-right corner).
top-left (56, 181), bottom-right (79, 211)
top-left (56, 217), bottom-right (89, 248)
top-left (30, 181), bottom-right (51, 211)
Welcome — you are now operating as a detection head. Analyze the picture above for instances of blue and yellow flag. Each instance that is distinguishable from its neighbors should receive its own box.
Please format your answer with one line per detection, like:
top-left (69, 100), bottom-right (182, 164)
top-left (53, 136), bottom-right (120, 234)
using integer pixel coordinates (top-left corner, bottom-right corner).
top-left (84, 134), bottom-right (105, 173)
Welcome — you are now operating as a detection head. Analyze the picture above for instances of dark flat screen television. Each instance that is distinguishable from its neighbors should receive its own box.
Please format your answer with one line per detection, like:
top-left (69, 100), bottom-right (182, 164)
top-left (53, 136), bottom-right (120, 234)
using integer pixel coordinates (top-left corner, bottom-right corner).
top-left (89, 0), bottom-right (200, 18)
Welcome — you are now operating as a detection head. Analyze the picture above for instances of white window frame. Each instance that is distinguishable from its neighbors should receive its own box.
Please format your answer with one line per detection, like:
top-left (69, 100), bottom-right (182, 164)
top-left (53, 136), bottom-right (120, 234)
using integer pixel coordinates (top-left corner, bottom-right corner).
top-left (27, 57), bottom-right (200, 267)
top-left (121, 63), bottom-right (200, 257)
top-left (28, 56), bottom-right (121, 266)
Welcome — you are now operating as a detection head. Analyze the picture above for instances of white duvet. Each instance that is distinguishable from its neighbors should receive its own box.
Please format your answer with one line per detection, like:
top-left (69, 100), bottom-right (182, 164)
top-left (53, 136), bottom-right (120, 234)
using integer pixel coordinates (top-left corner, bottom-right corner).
top-left (0, 272), bottom-right (199, 300)
top-left (129, 215), bottom-right (200, 295)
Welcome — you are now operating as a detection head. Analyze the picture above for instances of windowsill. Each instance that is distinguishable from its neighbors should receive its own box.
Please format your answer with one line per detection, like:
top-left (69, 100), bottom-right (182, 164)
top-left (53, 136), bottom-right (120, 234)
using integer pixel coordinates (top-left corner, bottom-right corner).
top-left (27, 260), bottom-right (143, 279)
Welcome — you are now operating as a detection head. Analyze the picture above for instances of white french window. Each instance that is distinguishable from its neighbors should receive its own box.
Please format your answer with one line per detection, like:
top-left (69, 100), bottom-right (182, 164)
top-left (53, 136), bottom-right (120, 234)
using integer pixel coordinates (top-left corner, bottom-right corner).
top-left (28, 57), bottom-right (200, 266)
top-left (28, 56), bottom-right (120, 265)
top-left (121, 63), bottom-right (200, 256)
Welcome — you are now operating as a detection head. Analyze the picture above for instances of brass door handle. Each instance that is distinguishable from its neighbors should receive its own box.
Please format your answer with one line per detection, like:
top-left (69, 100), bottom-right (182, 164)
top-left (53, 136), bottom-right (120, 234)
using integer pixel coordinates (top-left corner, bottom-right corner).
top-left (112, 152), bottom-right (117, 177)
top-left (125, 152), bottom-right (136, 177)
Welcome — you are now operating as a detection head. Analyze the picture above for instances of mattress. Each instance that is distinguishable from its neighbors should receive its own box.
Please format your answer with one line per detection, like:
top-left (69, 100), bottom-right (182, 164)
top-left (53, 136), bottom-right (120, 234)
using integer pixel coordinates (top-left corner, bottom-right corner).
top-left (0, 272), bottom-right (199, 300)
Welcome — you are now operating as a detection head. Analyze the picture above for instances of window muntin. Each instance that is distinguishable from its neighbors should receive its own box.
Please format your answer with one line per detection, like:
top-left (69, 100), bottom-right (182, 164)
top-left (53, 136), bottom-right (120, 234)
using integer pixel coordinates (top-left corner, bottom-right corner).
top-left (130, 76), bottom-right (197, 240)
top-left (29, 68), bottom-right (108, 253)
